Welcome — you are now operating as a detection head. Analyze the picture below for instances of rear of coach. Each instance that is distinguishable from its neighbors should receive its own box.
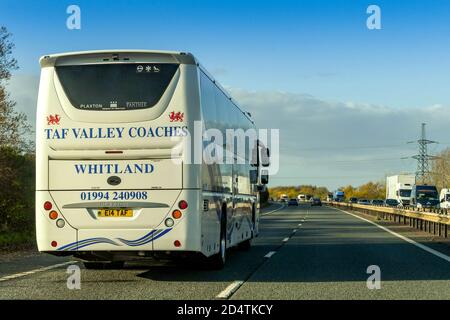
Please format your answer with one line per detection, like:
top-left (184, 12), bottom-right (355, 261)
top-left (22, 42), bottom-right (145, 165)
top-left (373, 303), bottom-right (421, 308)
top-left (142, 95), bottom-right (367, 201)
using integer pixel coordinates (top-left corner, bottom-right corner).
top-left (35, 51), bottom-right (201, 261)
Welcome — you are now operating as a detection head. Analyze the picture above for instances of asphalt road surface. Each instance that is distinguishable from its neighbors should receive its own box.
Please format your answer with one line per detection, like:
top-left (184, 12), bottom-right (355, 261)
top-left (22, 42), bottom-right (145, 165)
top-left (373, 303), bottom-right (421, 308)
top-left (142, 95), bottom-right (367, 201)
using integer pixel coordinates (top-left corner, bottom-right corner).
top-left (1, 204), bottom-right (450, 300)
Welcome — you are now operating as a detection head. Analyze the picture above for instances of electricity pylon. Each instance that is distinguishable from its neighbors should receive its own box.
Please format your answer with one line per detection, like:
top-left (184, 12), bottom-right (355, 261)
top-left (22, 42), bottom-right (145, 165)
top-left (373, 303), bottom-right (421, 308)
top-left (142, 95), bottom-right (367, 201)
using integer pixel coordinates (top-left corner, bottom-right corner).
top-left (408, 123), bottom-right (438, 183)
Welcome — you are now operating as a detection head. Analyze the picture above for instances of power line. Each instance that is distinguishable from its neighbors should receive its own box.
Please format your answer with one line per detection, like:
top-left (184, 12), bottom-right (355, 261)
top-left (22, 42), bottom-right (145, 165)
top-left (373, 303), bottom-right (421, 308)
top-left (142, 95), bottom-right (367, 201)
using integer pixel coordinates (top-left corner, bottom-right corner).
top-left (283, 142), bottom-right (450, 153)
top-left (283, 156), bottom-right (415, 165)
top-left (283, 143), bottom-right (413, 152)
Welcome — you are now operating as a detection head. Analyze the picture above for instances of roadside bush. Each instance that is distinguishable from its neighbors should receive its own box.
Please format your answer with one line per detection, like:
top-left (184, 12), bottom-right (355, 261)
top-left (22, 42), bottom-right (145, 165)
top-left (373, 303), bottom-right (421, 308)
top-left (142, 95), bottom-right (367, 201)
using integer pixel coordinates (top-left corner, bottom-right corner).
top-left (0, 146), bottom-right (35, 247)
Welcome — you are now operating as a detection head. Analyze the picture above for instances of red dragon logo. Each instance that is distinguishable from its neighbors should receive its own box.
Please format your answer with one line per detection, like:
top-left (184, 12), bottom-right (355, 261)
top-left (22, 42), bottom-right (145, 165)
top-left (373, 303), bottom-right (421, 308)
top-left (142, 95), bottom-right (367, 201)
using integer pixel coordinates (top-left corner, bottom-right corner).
top-left (47, 114), bottom-right (61, 125)
top-left (169, 111), bottom-right (184, 122)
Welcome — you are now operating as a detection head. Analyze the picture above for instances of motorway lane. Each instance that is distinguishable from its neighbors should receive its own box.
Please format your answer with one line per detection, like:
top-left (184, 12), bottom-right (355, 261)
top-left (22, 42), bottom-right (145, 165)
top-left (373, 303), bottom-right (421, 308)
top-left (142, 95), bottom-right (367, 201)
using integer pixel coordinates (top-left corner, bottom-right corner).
top-left (1, 204), bottom-right (449, 299)
top-left (233, 205), bottom-right (450, 299)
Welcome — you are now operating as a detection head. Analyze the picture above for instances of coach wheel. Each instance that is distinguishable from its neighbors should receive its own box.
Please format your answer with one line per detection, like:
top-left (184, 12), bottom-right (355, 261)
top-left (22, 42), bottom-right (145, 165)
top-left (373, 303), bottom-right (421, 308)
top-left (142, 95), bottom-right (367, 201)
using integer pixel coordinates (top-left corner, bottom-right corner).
top-left (208, 204), bottom-right (227, 270)
top-left (238, 205), bottom-right (254, 251)
top-left (238, 238), bottom-right (252, 251)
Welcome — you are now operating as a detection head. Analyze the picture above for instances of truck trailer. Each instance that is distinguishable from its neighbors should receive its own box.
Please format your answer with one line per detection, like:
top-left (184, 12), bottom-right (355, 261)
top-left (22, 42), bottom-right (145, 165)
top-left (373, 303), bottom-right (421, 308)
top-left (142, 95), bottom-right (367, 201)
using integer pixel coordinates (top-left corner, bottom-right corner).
top-left (334, 190), bottom-right (345, 202)
top-left (439, 188), bottom-right (450, 209)
top-left (386, 175), bottom-right (415, 206)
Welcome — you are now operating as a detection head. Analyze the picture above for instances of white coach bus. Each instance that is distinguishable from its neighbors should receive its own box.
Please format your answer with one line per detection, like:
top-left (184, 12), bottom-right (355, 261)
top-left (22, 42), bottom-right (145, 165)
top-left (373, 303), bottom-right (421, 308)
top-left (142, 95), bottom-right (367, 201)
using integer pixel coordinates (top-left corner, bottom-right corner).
top-left (36, 50), bottom-right (269, 269)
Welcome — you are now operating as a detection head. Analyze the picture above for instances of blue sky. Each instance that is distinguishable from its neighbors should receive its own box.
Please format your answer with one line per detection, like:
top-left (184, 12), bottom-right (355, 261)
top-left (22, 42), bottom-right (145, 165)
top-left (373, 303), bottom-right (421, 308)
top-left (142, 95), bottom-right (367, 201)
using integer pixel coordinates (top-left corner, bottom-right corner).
top-left (2, 0), bottom-right (450, 189)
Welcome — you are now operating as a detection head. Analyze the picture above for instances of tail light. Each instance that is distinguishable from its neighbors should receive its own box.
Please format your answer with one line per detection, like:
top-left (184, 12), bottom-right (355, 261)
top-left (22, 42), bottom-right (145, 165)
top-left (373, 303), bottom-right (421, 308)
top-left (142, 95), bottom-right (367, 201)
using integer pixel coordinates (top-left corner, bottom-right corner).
top-left (44, 201), bottom-right (52, 211)
top-left (172, 210), bottom-right (182, 219)
top-left (165, 218), bottom-right (174, 227)
top-left (178, 200), bottom-right (188, 210)
top-left (49, 210), bottom-right (58, 220)
top-left (56, 219), bottom-right (65, 228)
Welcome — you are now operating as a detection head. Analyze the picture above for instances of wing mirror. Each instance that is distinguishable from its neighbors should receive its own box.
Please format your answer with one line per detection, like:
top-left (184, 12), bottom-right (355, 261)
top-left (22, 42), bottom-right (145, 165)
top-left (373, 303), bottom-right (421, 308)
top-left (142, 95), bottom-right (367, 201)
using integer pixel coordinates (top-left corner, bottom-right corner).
top-left (261, 147), bottom-right (270, 167)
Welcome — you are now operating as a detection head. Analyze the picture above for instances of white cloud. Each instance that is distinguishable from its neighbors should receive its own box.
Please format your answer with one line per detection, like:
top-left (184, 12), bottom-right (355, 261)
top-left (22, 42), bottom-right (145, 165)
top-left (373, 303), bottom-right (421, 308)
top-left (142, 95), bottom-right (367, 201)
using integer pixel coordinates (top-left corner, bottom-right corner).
top-left (229, 88), bottom-right (450, 189)
top-left (6, 73), bottom-right (39, 125)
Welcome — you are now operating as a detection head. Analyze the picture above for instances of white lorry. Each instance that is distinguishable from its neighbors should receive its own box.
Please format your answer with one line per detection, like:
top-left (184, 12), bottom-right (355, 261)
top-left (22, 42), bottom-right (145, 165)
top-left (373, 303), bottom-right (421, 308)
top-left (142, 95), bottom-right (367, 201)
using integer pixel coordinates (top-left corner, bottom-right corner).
top-left (386, 175), bottom-right (415, 206)
top-left (297, 194), bottom-right (307, 202)
top-left (440, 188), bottom-right (450, 209)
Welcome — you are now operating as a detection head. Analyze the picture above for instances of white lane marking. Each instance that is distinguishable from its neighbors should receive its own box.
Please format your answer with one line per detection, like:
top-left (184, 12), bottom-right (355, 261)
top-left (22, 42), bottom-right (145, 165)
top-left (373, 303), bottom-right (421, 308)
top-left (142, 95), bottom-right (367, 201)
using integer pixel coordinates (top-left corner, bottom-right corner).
top-left (0, 261), bottom-right (76, 283)
top-left (264, 251), bottom-right (276, 258)
top-left (262, 204), bottom-right (286, 216)
top-left (216, 280), bottom-right (244, 299)
top-left (282, 237), bottom-right (289, 242)
top-left (298, 223), bottom-right (302, 226)
top-left (335, 208), bottom-right (450, 263)
top-left (293, 229), bottom-right (298, 233)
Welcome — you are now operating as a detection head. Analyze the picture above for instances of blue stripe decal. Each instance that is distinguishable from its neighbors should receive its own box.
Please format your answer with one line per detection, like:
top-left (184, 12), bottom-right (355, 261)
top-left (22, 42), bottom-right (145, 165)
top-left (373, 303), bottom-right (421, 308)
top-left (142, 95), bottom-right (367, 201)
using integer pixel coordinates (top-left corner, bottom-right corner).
top-left (76, 239), bottom-right (120, 250)
top-left (57, 228), bottom-right (172, 251)
top-left (117, 230), bottom-right (158, 246)
top-left (148, 228), bottom-right (171, 242)
top-left (58, 237), bottom-right (119, 251)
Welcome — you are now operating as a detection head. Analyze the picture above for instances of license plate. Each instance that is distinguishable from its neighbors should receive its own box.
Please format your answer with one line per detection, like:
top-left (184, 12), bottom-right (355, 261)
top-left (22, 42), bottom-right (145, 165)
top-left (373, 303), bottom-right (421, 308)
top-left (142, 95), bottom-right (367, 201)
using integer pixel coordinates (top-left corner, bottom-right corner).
top-left (98, 208), bottom-right (133, 217)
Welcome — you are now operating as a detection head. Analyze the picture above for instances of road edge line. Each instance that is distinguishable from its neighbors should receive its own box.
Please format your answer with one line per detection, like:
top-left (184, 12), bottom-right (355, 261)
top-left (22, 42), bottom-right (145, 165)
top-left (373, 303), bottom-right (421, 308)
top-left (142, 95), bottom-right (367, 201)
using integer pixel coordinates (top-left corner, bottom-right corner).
top-left (261, 203), bottom-right (285, 216)
top-left (334, 207), bottom-right (450, 263)
top-left (0, 261), bottom-right (76, 283)
top-left (216, 280), bottom-right (244, 299)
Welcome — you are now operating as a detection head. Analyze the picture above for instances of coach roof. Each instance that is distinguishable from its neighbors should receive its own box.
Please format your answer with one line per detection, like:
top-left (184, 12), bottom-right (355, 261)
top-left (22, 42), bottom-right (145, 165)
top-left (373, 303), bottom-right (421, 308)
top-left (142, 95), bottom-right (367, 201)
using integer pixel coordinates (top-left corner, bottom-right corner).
top-left (39, 50), bottom-right (197, 68)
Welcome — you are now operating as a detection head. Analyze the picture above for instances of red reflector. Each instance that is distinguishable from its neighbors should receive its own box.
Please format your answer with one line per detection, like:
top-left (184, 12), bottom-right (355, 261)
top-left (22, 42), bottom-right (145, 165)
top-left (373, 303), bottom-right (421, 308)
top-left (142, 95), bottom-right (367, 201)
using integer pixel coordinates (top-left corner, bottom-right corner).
top-left (174, 240), bottom-right (181, 247)
top-left (44, 201), bottom-right (52, 211)
top-left (51, 241), bottom-right (58, 248)
top-left (178, 200), bottom-right (188, 210)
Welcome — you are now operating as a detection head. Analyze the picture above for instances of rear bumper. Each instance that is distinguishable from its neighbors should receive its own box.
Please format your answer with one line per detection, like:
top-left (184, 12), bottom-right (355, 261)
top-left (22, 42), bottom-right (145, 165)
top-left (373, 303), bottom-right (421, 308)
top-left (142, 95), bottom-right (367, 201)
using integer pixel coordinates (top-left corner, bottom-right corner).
top-left (36, 190), bottom-right (202, 254)
top-left (45, 250), bottom-right (203, 262)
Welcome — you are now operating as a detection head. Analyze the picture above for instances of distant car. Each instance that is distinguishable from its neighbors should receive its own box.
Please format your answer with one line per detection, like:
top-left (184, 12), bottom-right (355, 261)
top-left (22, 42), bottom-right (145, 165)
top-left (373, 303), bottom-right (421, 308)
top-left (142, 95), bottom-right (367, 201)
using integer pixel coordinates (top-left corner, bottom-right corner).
top-left (357, 199), bottom-right (370, 205)
top-left (288, 199), bottom-right (299, 206)
top-left (385, 199), bottom-right (399, 207)
top-left (371, 199), bottom-right (384, 206)
top-left (311, 198), bottom-right (322, 206)
top-left (349, 197), bottom-right (358, 204)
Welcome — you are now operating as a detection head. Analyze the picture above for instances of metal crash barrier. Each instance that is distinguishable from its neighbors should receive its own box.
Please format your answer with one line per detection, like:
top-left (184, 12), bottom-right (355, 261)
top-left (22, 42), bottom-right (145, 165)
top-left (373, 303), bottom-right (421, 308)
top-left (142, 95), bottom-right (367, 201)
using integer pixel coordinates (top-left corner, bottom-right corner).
top-left (327, 202), bottom-right (449, 238)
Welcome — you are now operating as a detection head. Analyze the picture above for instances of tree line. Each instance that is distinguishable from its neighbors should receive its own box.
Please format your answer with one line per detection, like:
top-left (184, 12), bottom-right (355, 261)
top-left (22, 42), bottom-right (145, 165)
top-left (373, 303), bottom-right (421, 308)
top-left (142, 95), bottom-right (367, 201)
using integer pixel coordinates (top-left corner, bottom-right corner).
top-left (269, 185), bottom-right (330, 200)
top-left (268, 181), bottom-right (386, 201)
top-left (0, 26), bottom-right (34, 249)
top-left (268, 159), bottom-right (450, 203)
top-left (430, 148), bottom-right (450, 190)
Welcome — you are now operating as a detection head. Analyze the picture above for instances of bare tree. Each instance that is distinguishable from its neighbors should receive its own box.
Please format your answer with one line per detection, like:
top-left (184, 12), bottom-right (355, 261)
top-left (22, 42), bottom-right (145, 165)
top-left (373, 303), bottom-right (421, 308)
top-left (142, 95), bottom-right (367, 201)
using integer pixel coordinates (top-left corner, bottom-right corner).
top-left (431, 148), bottom-right (450, 190)
top-left (0, 26), bottom-right (32, 152)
